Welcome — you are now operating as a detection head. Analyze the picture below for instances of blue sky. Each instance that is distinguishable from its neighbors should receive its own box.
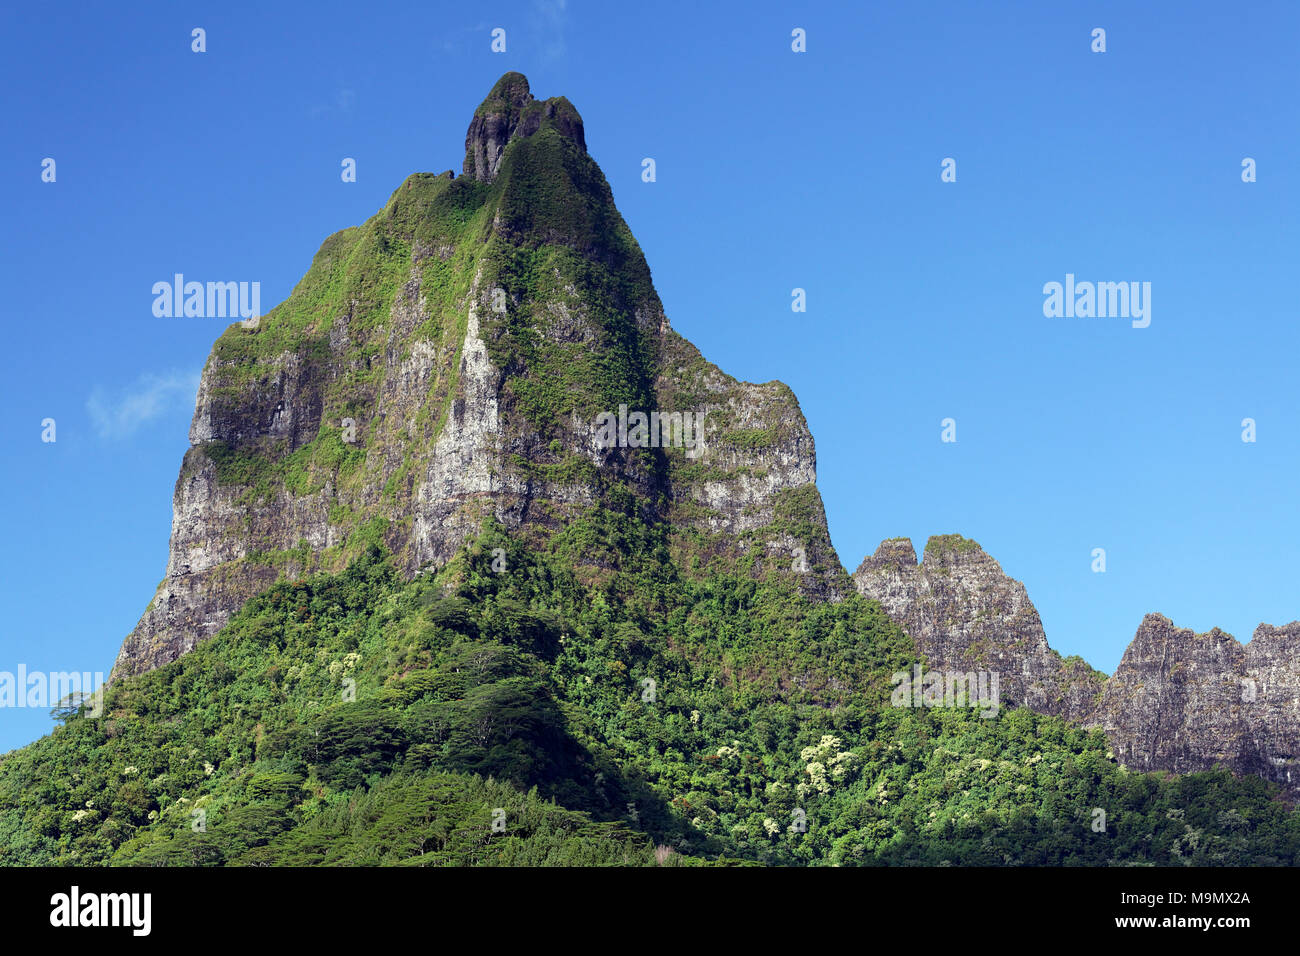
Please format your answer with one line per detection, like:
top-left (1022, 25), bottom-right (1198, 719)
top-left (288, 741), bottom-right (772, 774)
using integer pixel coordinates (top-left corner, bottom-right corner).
top-left (2, 0), bottom-right (1297, 751)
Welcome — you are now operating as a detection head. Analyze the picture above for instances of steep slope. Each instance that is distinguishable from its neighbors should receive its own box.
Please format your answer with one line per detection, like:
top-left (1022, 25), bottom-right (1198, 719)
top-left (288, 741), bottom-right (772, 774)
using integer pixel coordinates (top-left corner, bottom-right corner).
top-left (1099, 616), bottom-right (1300, 792)
top-left (853, 535), bottom-right (1300, 794)
top-left (112, 72), bottom-right (842, 681)
top-left (7, 532), bottom-right (1300, 866)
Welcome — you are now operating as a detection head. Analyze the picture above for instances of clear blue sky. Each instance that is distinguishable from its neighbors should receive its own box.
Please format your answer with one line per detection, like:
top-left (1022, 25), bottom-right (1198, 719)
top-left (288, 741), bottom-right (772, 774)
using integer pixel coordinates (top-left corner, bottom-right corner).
top-left (2, 1), bottom-right (1297, 751)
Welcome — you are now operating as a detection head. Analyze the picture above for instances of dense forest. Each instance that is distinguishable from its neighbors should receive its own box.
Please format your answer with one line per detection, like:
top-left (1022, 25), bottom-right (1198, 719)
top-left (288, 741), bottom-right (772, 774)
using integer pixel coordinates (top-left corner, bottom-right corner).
top-left (2, 508), bottom-right (1296, 866)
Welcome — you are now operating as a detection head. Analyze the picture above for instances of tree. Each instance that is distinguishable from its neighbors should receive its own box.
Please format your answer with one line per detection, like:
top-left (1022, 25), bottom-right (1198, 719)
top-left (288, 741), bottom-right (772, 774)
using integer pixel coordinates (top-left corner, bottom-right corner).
top-left (49, 692), bottom-right (92, 725)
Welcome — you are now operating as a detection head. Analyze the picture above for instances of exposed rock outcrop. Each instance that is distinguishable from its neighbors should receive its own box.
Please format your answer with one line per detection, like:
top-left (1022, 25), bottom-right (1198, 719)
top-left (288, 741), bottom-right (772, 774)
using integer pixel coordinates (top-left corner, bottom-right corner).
top-left (1099, 616), bottom-right (1300, 792)
top-left (853, 535), bottom-right (1103, 723)
top-left (462, 72), bottom-right (586, 183)
top-left (853, 534), bottom-right (1300, 794)
top-left (112, 73), bottom-right (841, 680)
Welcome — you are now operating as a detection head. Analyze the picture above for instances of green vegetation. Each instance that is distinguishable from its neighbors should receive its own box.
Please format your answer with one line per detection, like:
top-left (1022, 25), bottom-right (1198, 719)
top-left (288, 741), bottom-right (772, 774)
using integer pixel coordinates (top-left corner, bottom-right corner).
top-left (720, 427), bottom-right (777, 449)
top-left (479, 126), bottom-right (661, 434)
top-left (2, 516), bottom-right (1297, 867)
top-left (924, 534), bottom-right (984, 559)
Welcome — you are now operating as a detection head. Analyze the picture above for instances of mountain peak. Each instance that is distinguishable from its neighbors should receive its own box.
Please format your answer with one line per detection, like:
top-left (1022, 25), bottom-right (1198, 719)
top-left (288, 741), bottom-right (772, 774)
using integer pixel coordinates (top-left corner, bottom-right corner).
top-left (110, 72), bottom-right (842, 681)
top-left (921, 533), bottom-right (990, 566)
top-left (853, 532), bottom-right (1099, 722)
top-left (853, 532), bottom-right (1300, 795)
top-left (854, 537), bottom-right (917, 575)
top-left (464, 72), bottom-right (586, 183)
top-left (479, 71), bottom-right (533, 110)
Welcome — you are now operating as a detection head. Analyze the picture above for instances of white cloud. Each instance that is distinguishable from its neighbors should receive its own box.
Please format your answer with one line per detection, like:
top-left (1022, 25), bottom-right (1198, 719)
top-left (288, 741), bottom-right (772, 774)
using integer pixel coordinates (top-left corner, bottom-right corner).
top-left (309, 87), bottom-right (357, 118)
top-left (533, 0), bottom-right (568, 61)
top-left (86, 370), bottom-right (200, 440)
top-left (439, 22), bottom-right (490, 55)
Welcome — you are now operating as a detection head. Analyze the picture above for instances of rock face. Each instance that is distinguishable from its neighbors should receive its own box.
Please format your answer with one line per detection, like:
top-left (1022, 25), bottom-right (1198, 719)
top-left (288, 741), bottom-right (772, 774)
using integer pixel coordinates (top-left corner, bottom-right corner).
top-left (853, 535), bottom-right (1300, 793)
top-left (853, 535), bottom-right (1104, 723)
top-left (463, 73), bottom-right (586, 183)
top-left (1099, 616), bottom-right (1300, 792)
top-left (111, 72), bottom-right (843, 681)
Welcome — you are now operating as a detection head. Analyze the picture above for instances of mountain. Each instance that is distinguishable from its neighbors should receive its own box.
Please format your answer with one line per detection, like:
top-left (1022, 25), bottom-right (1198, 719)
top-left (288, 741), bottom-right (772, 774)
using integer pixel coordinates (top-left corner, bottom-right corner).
top-left (2, 74), bottom-right (1298, 867)
top-left (112, 71), bottom-right (841, 681)
top-left (852, 536), bottom-right (1105, 725)
top-left (854, 535), bottom-right (1300, 795)
top-left (1100, 616), bottom-right (1300, 791)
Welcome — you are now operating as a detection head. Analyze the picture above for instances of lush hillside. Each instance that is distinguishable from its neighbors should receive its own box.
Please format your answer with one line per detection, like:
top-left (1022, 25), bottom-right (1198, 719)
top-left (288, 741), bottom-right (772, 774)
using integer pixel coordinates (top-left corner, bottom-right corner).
top-left (4, 510), bottom-right (1297, 866)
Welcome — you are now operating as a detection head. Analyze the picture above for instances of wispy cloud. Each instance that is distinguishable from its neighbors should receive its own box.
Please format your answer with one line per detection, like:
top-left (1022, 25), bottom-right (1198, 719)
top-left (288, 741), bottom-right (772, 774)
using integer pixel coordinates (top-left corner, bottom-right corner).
top-left (532, 0), bottom-right (568, 62)
top-left (437, 6), bottom-right (565, 61)
top-left (439, 21), bottom-right (490, 55)
top-left (86, 370), bottom-right (200, 440)
top-left (309, 87), bottom-right (358, 118)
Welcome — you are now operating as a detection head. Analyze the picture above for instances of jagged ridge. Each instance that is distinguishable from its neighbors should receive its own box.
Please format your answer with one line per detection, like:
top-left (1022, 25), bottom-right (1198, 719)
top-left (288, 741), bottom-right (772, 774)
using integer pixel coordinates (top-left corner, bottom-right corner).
top-left (853, 534), bottom-right (1300, 794)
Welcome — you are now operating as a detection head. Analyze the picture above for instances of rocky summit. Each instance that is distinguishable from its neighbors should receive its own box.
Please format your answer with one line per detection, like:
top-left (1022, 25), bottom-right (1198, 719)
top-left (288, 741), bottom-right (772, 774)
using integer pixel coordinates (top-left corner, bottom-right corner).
top-left (854, 535), bottom-right (1300, 793)
top-left (1099, 615), bottom-right (1300, 792)
top-left (111, 72), bottom-right (842, 681)
top-left (852, 535), bottom-right (1105, 725)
